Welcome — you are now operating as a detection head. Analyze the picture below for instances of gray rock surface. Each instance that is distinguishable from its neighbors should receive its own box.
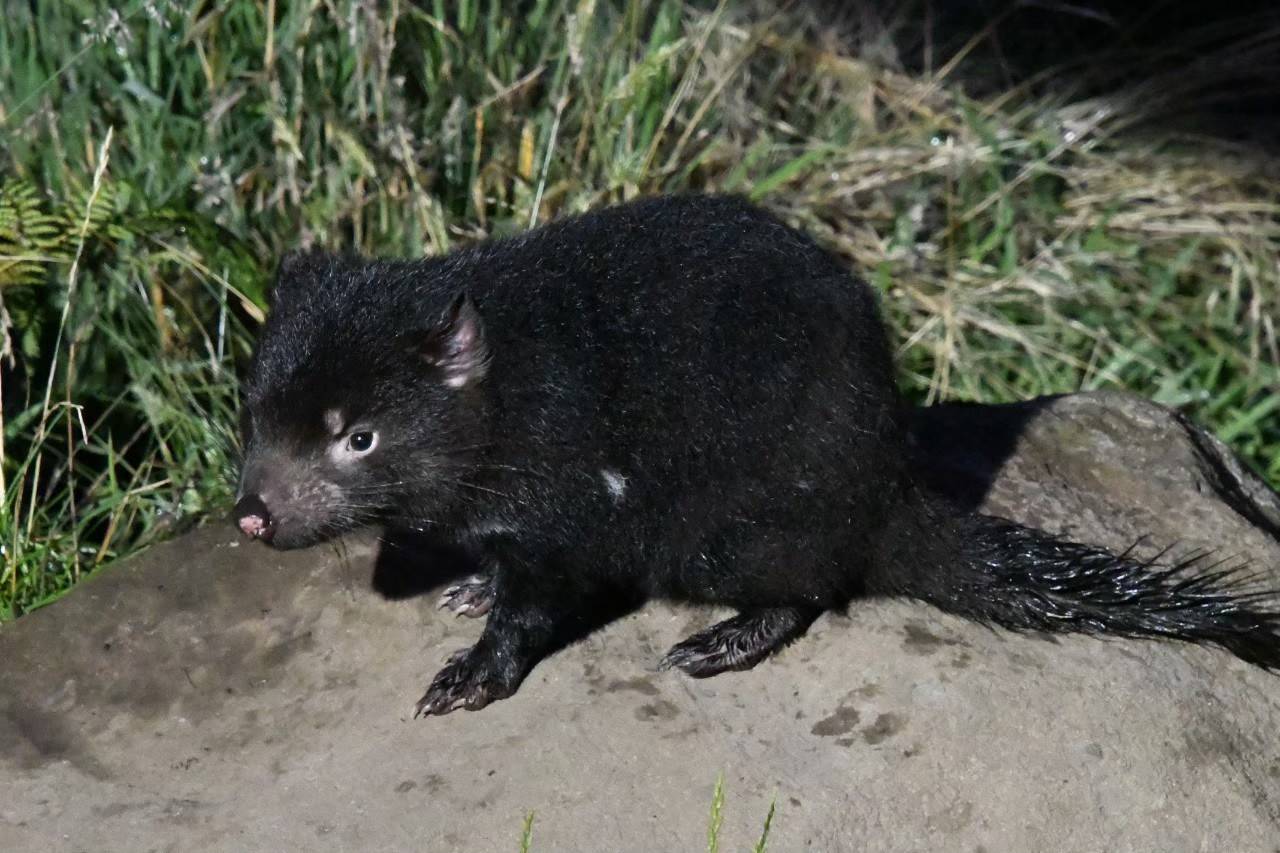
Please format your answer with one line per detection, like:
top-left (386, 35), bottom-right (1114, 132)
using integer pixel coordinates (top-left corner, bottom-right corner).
top-left (3, 390), bottom-right (1280, 852)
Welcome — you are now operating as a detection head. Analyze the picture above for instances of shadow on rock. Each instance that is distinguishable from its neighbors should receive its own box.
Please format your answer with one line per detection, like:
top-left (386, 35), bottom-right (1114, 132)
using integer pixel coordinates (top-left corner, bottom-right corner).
top-left (907, 395), bottom-right (1058, 513)
top-left (369, 528), bottom-right (478, 600)
top-left (371, 527), bottom-right (644, 657)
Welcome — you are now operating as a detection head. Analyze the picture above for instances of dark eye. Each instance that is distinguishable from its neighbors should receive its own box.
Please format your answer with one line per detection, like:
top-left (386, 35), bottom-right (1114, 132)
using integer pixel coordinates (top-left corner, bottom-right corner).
top-left (348, 431), bottom-right (376, 453)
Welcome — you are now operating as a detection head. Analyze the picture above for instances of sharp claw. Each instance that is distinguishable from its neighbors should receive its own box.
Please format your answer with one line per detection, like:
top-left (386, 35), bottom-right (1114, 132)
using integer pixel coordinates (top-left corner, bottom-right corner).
top-left (658, 640), bottom-right (727, 677)
top-left (659, 641), bottom-right (703, 672)
top-left (414, 645), bottom-right (502, 718)
top-left (437, 577), bottom-right (495, 617)
top-left (413, 694), bottom-right (453, 718)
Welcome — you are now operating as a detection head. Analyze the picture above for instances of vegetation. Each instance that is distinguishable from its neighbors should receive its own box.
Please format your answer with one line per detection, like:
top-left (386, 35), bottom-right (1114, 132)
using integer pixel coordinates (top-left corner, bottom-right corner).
top-left (2, 0), bottom-right (1277, 618)
top-left (516, 775), bottom-right (778, 850)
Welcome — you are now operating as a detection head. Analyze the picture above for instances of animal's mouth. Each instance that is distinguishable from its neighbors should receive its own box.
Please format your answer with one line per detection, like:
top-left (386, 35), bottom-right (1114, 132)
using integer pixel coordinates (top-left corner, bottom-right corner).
top-left (233, 494), bottom-right (276, 543)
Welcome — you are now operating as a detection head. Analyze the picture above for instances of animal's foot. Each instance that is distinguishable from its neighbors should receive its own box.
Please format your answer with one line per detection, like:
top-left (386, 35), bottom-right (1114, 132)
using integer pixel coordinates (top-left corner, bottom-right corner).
top-left (659, 620), bottom-right (774, 677)
top-left (437, 574), bottom-right (495, 618)
top-left (413, 644), bottom-right (515, 717)
top-left (659, 608), bottom-right (814, 678)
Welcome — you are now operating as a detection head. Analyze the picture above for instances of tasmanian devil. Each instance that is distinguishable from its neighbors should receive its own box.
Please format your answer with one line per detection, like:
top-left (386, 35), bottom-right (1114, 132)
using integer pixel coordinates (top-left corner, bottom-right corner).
top-left (234, 194), bottom-right (1280, 716)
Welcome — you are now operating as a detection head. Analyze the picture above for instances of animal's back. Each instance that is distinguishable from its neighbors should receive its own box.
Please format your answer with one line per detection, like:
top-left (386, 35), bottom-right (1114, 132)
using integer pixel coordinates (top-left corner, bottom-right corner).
top-left (452, 195), bottom-right (904, 475)
top-left (409, 196), bottom-right (910, 604)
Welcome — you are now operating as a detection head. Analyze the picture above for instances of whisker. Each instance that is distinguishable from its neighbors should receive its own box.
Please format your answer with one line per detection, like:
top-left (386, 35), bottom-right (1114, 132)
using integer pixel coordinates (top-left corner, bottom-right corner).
top-left (438, 477), bottom-right (522, 502)
top-left (470, 463), bottom-right (549, 478)
top-left (346, 481), bottom-right (408, 491)
top-left (436, 442), bottom-right (495, 456)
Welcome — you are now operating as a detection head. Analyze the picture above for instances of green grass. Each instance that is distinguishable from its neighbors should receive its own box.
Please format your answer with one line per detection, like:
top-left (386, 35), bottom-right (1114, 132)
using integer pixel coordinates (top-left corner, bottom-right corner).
top-left (519, 810), bottom-right (535, 852)
top-left (2, 0), bottom-right (1278, 618)
top-left (707, 772), bottom-right (725, 851)
top-left (514, 775), bottom-right (775, 850)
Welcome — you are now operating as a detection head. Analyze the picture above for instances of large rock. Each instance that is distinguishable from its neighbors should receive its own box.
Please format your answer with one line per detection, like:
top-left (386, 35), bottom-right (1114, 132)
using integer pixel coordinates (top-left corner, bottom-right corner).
top-left (3, 391), bottom-right (1279, 852)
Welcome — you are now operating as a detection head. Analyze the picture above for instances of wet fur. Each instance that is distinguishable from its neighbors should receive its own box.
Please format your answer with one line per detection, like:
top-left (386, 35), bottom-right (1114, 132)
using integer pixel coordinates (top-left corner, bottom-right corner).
top-left (237, 195), bottom-right (1280, 716)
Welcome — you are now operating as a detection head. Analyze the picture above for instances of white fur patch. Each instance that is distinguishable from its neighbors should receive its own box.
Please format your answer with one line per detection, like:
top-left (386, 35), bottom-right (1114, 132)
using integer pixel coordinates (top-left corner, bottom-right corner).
top-left (601, 469), bottom-right (628, 503)
top-left (323, 408), bottom-right (344, 435)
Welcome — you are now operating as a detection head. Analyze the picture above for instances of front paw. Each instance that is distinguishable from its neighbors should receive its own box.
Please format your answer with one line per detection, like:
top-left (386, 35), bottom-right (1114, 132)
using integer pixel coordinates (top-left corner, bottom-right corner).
top-left (413, 645), bottom-right (514, 717)
top-left (437, 574), bottom-right (495, 618)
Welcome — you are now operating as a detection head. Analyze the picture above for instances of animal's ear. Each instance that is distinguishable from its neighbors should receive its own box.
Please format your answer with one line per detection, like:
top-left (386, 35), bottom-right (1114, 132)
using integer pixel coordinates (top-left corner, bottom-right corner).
top-left (269, 249), bottom-right (324, 310)
top-left (416, 292), bottom-right (490, 389)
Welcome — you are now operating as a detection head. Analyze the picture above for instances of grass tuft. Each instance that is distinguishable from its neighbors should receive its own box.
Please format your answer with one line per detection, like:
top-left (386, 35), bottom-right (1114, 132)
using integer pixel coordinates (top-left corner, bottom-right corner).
top-left (519, 810), bottom-right (535, 853)
top-left (753, 794), bottom-right (777, 853)
top-left (706, 771), bottom-right (725, 852)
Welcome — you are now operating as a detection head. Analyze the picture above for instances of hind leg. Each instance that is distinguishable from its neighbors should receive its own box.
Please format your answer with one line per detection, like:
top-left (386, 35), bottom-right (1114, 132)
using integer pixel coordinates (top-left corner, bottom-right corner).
top-left (659, 607), bottom-right (819, 677)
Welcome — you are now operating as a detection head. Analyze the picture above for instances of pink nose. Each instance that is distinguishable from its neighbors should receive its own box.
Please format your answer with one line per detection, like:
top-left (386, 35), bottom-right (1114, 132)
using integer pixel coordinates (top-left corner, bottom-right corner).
top-left (233, 494), bottom-right (275, 543)
top-left (238, 514), bottom-right (266, 537)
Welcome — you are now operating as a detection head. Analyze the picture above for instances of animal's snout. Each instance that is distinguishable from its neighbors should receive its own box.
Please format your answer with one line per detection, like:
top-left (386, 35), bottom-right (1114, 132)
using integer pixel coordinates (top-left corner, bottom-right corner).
top-left (234, 494), bottom-right (276, 543)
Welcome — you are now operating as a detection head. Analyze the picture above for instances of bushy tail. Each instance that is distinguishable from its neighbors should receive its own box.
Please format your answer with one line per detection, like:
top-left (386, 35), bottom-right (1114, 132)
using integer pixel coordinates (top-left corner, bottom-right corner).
top-left (870, 492), bottom-right (1280, 669)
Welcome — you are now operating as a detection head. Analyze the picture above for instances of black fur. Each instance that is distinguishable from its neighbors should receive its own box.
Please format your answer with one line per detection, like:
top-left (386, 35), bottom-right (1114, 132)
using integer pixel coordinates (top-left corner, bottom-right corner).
top-left (235, 194), bottom-right (1280, 716)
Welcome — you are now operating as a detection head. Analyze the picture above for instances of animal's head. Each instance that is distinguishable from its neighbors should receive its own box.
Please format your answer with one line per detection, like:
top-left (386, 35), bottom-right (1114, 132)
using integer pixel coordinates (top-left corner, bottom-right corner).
top-left (234, 252), bottom-right (492, 549)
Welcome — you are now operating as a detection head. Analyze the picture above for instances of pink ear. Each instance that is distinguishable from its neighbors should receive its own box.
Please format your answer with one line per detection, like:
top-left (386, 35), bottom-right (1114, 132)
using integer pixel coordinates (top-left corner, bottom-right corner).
top-left (419, 293), bottom-right (491, 389)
